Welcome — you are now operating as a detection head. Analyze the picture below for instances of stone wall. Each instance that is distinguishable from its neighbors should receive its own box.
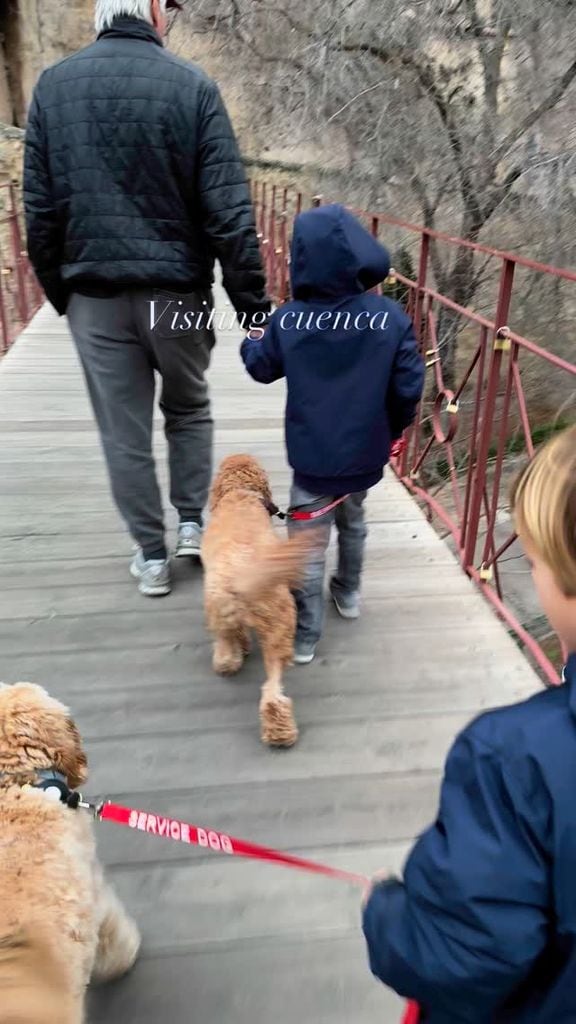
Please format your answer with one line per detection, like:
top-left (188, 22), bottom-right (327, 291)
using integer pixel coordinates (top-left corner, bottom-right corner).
top-left (0, 1), bottom-right (336, 193)
top-left (1, 0), bottom-right (93, 127)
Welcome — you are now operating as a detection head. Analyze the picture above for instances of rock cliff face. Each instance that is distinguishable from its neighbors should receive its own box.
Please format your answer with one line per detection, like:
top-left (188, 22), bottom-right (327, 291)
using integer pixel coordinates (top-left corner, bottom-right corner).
top-left (1, 0), bottom-right (93, 127)
top-left (0, 2), bottom-right (320, 191)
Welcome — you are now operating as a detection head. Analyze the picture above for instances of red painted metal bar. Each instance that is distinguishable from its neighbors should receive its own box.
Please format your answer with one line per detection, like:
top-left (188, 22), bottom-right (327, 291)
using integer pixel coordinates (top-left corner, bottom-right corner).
top-left (460, 328), bottom-right (488, 556)
top-left (482, 531), bottom-right (518, 572)
top-left (463, 259), bottom-right (515, 569)
top-left (345, 204), bottom-right (576, 283)
top-left (0, 269), bottom-right (9, 354)
top-left (0, 183), bottom-right (43, 356)
top-left (480, 341), bottom-right (518, 572)
top-left (267, 185), bottom-right (277, 301)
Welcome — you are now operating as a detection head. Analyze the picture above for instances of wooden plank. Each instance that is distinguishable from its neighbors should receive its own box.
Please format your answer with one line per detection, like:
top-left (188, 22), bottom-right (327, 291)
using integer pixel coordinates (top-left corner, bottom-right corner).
top-left (88, 937), bottom-right (404, 1024)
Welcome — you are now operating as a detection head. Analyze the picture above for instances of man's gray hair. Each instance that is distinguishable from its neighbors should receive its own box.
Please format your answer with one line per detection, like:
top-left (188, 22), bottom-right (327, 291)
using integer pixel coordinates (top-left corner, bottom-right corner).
top-left (95, 0), bottom-right (166, 34)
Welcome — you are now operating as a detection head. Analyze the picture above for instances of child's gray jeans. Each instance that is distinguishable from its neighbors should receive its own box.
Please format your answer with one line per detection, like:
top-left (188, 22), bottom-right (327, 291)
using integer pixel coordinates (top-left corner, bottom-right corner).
top-left (287, 482), bottom-right (368, 646)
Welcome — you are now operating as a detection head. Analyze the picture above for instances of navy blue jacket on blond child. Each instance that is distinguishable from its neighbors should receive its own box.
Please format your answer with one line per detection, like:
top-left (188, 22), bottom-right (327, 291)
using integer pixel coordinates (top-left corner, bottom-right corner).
top-left (240, 204), bottom-right (424, 496)
top-left (364, 653), bottom-right (576, 1023)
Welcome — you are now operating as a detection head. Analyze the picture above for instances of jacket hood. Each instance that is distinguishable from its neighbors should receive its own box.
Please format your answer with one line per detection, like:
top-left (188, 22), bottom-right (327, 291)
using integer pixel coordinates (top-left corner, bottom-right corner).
top-left (290, 204), bottom-right (391, 301)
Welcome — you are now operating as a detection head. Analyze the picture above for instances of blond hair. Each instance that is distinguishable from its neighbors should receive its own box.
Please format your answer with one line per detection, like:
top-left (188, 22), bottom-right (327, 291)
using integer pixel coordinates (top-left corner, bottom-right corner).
top-left (511, 425), bottom-right (576, 596)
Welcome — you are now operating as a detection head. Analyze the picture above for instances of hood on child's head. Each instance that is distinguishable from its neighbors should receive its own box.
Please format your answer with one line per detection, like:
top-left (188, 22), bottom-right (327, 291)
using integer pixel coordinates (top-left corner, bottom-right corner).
top-left (290, 204), bottom-right (391, 301)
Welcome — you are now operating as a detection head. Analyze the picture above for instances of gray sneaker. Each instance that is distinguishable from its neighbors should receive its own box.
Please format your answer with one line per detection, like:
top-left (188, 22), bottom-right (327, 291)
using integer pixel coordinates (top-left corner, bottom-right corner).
top-left (175, 522), bottom-right (203, 559)
top-left (331, 584), bottom-right (361, 620)
top-left (294, 641), bottom-right (317, 666)
top-left (130, 550), bottom-right (171, 597)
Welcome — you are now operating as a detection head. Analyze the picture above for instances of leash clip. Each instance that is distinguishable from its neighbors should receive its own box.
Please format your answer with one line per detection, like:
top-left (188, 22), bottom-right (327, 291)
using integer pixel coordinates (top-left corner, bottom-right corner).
top-left (72, 793), bottom-right (104, 819)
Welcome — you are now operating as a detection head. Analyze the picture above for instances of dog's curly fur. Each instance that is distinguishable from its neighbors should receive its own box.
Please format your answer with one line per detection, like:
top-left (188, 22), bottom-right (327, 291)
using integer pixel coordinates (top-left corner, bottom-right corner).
top-left (0, 683), bottom-right (140, 1024)
top-left (202, 455), bottom-right (312, 748)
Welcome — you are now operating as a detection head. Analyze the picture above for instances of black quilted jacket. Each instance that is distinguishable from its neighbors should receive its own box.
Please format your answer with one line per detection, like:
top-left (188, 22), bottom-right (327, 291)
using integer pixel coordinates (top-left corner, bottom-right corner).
top-left (23, 17), bottom-right (269, 320)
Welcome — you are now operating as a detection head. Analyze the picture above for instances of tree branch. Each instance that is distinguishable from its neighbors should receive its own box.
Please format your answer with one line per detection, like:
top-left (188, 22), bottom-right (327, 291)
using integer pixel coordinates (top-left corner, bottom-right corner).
top-left (337, 39), bottom-right (482, 226)
top-left (492, 58), bottom-right (576, 167)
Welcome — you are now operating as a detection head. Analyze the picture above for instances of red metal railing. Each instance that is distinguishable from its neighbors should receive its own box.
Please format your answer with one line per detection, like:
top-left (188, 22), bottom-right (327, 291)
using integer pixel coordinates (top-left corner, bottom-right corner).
top-left (251, 180), bottom-right (576, 683)
top-left (0, 182), bottom-right (44, 355)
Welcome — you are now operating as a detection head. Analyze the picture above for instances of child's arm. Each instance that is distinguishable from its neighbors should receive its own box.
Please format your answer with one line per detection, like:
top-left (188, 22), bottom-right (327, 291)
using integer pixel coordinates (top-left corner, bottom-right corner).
top-left (387, 318), bottom-right (424, 439)
top-left (240, 314), bottom-right (285, 384)
top-left (363, 720), bottom-right (550, 1018)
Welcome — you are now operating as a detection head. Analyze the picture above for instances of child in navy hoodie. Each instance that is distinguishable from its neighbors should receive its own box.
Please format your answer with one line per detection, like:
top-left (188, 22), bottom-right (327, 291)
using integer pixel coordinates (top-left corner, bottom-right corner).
top-left (363, 425), bottom-right (576, 1023)
top-left (241, 204), bottom-right (424, 664)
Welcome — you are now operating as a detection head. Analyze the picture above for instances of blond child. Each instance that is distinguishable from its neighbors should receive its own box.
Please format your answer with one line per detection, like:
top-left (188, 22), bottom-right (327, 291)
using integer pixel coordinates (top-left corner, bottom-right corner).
top-left (363, 425), bottom-right (576, 1023)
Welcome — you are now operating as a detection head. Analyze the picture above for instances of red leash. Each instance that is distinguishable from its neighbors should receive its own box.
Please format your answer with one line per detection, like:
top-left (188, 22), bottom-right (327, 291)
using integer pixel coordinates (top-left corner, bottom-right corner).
top-left (402, 1002), bottom-right (422, 1023)
top-left (288, 494), bottom-right (350, 521)
top-left (94, 801), bottom-right (418, 1022)
top-left (97, 801), bottom-right (369, 886)
top-left (269, 494), bottom-right (350, 522)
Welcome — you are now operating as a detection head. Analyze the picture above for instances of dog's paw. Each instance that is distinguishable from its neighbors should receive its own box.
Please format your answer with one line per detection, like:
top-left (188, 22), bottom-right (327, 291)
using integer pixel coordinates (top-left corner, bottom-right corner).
top-left (213, 651), bottom-right (244, 676)
top-left (260, 696), bottom-right (299, 748)
top-left (92, 914), bottom-right (141, 984)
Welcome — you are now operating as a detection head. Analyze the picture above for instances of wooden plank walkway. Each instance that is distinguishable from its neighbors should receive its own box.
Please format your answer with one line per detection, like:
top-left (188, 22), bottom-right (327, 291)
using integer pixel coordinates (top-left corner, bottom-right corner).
top-left (0, 293), bottom-right (541, 1023)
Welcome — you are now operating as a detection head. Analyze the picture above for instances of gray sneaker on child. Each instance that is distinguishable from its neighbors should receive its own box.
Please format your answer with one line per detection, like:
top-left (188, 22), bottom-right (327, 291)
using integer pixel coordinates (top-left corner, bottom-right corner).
top-left (294, 641), bottom-right (317, 666)
top-left (330, 581), bottom-right (361, 620)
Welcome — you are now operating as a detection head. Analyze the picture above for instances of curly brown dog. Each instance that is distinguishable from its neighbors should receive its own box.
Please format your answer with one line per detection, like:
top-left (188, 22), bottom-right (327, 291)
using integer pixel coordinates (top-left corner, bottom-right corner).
top-left (0, 683), bottom-right (140, 1024)
top-left (202, 455), bottom-right (313, 748)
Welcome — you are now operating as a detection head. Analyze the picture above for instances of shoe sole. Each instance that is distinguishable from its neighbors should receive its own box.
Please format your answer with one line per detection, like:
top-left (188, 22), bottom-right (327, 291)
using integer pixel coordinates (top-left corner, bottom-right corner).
top-left (294, 654), bottom-right (315, 666)
top-left (138, 581), bottom-right (172, 597)
top-left (174, 548), bottom-right (202, 559)
top-left (130, 562), bottom-right (171, 597)
top-left (331, 594), bottom-right (360, 620)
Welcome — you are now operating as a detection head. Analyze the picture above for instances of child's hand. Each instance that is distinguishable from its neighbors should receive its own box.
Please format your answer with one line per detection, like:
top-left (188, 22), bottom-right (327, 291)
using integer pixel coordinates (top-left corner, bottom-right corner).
top-left (246, 327), bottom-right (265, 341)
top-left (390, 438), bottom-right (406, 459)
top-left (362, 870), bottom-right (390, 908)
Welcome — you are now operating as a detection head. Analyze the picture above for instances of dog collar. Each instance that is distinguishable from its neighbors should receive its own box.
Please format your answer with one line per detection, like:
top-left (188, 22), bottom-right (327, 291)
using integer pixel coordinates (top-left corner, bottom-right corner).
top-left (0, 768), bottom-right (78, 806)
top-left (28, 769), bottom-right (72, 803)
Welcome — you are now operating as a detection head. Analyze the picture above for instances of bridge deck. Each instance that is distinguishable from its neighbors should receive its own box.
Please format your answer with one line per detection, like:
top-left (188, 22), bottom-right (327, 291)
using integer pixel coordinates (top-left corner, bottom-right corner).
top-left (0, 295), bottom-right (540, 1023)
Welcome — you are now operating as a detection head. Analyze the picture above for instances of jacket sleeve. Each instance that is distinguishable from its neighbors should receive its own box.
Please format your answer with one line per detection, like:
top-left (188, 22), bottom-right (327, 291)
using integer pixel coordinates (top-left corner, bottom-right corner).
top-left (23, 81), bottom-right (68, 316)
top-left (362, 723), bottom-right (551, 1019)
top-left (196, 80), bottom-right (270, 325)
top-left (240, 316), bottom-right (284, 384)
top-left (386, 317), bottom-right (424, 439)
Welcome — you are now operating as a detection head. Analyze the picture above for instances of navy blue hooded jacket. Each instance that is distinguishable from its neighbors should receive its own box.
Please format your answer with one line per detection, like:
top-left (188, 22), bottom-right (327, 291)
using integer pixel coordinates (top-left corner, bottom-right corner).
top-left (363, 653), bottom-right (576, 1023)
top-left (241, 205), bottom-right (424, 496)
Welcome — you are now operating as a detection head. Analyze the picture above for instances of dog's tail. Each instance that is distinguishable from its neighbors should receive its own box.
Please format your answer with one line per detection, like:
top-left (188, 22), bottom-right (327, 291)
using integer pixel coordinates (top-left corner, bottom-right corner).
top-left (0, 926), bottom-right (81, 1024)
top-left (233, 532), bottom-right (317, 602)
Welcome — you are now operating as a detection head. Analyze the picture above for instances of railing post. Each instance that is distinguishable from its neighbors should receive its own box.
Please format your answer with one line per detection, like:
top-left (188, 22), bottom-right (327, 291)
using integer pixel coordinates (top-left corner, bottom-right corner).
top-left (0, 268), bottom-right (9, 354)
top-left (279, 188), bottom-right (289, 303)
top-left (259, 182), bottom-right (267, 238)
top-left (370, 216), bottom-right (382, 295)
top-left (267, 185), bottom-right (278, 302)
top-left (9, 183), bottom-right (28, 326)
top-left (462, 258), bottom-right (515, 571)
top-left (414, 232), bottom-right (429, 346)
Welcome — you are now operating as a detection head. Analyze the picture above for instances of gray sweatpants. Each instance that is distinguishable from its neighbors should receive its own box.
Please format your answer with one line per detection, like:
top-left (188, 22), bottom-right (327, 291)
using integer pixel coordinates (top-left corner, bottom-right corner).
top-left (287, 482), bottom-right (368, 646)
top-left (67, 288), bottom-right (215, 556)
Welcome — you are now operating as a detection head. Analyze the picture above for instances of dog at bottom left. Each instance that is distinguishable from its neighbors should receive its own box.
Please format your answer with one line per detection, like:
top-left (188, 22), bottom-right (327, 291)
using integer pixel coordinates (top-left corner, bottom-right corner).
top-left (0, 682), bottom-right (140, 1024)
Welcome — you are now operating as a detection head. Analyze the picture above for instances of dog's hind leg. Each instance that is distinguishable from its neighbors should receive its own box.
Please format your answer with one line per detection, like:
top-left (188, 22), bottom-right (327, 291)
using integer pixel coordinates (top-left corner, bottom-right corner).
top-left (91, 883), bottom-right (141, 985)
top-left (257, 604), bottom-right (299, 748)
top-left (213, 631), bottom-right (245, 675)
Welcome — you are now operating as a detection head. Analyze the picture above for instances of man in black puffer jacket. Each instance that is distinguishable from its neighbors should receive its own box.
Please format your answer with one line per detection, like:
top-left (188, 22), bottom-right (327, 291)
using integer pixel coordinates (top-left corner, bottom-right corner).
top-left (23, 0), bottom-right (270, 597)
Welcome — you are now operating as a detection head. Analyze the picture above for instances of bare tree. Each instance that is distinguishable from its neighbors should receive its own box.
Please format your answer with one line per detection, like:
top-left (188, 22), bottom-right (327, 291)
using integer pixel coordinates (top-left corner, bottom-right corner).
top-left (180, 0), bottom-right (576, 382)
